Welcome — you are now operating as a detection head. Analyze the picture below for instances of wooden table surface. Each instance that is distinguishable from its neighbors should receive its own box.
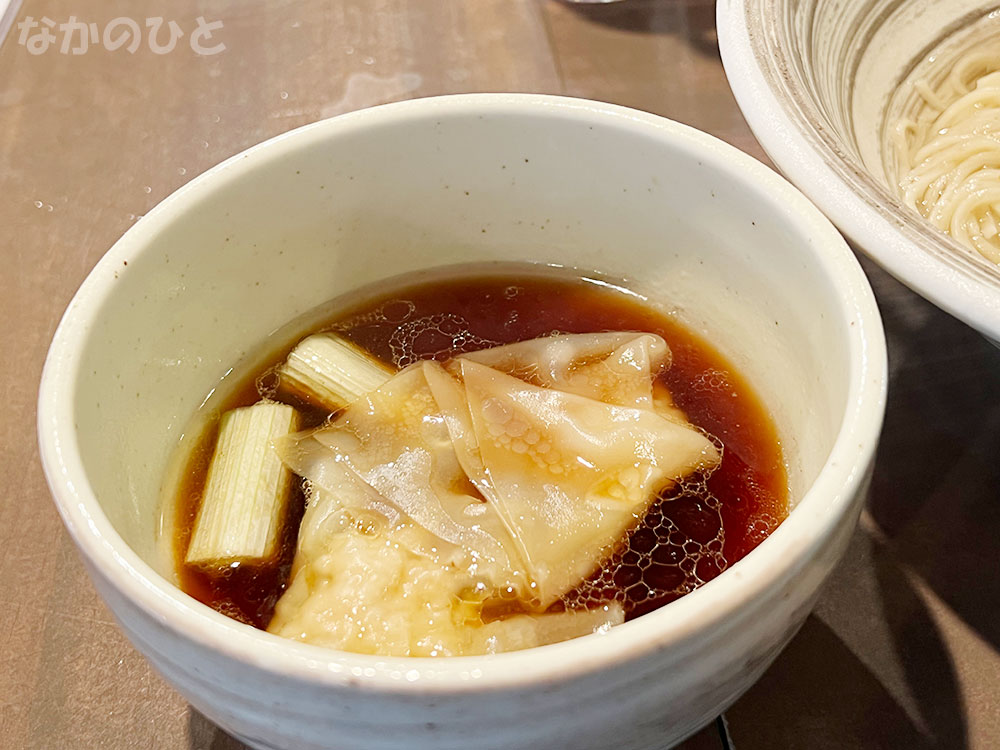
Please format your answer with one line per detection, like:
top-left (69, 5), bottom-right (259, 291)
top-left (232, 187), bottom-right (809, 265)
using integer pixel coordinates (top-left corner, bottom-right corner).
top-left (3, 1), bottom-right (999, 748)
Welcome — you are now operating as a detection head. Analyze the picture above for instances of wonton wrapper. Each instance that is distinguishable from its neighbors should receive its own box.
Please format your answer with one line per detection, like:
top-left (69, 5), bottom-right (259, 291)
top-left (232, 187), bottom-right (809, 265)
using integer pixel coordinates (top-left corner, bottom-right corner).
top-left (276, 364), bottom-right (524, 588)
top-left (268, 489), bottom-right (623, 656)
top-left (459, 332), bottom-right (668, 410)
top-left (459, 332), bottom-right (689, 425)
top-left (447, 359), bottom-right (718, 607)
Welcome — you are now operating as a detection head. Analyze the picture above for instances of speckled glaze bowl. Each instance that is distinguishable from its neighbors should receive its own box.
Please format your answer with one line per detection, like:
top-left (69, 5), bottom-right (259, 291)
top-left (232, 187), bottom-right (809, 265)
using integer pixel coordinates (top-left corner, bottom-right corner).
top-left (718, 0), bottom-right (1000, 343)
top-left (37, 94), bottom-right (885, 750)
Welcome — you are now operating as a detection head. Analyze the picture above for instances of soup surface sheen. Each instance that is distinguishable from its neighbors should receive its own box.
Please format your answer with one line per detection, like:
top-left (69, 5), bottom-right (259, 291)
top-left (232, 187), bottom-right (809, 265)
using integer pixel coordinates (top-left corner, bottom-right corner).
top-left (173, 271), bottom-right (788, 629)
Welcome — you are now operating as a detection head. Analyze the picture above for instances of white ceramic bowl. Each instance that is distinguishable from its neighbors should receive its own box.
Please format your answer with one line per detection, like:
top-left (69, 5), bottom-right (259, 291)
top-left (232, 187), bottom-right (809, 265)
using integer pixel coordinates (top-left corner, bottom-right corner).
top-left (37, 94), bottom-right (886, 750)
top-left (717, 0), bottom-right (1000, 343)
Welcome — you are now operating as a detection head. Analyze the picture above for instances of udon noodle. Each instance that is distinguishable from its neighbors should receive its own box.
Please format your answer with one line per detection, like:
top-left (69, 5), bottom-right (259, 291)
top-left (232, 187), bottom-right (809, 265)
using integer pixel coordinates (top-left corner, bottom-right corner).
top-left (893, 49), bottom-right (1000, 264)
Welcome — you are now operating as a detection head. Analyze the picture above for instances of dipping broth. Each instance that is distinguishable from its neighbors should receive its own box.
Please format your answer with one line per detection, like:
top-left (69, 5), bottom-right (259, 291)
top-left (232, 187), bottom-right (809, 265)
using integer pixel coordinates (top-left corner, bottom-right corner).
top-left (173, 271), bottom-right (788, 633)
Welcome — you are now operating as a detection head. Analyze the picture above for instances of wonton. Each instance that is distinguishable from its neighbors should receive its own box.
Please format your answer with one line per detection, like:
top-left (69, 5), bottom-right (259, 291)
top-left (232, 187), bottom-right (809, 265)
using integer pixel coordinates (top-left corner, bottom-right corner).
top-left (268, 333), bottom-right (720, 656)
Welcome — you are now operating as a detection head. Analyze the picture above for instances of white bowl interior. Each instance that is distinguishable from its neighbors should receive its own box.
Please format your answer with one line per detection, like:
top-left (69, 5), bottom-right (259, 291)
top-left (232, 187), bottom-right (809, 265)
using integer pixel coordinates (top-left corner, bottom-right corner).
top-left (62, 98), bottom-right (853, 595)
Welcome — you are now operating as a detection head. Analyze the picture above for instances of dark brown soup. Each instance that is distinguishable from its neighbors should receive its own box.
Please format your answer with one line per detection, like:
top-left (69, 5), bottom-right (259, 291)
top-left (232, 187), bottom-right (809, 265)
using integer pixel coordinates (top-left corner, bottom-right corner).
top-left (174, 272), bottom-right (788, 629)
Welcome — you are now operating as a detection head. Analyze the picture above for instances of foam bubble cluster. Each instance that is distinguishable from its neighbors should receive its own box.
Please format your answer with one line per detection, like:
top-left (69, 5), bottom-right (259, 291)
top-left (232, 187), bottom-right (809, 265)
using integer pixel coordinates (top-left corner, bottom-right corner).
top-left (563, 434), bottom-right (728, 615)
top-left (388, 312), bottom-right (500, 367)
top-left (480, 396), bottom-right (563, 474)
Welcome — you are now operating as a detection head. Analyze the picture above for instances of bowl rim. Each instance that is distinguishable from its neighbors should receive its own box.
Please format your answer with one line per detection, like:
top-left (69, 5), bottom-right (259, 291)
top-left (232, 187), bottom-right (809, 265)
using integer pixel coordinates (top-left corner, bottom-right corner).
top-left (37, 92), bottom-right (887, 694)
top-left (716, 0), bottom-right (1000, 341)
